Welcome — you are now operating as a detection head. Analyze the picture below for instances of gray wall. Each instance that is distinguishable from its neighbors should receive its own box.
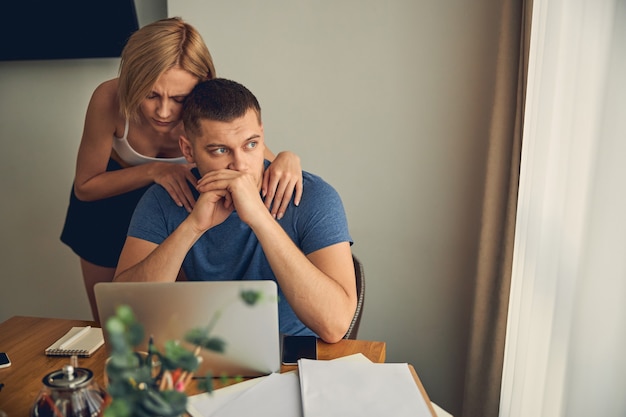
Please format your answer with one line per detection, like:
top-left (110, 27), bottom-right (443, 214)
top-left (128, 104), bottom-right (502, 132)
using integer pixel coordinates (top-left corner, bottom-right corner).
top-left (0, 1), bottom-right (503, 414)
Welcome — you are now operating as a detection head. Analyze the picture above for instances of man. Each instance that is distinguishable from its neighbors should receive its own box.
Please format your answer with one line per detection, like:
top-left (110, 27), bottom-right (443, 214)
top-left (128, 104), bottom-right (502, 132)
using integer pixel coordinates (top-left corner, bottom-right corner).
top-left (114, 78), bottom-right (356, 343)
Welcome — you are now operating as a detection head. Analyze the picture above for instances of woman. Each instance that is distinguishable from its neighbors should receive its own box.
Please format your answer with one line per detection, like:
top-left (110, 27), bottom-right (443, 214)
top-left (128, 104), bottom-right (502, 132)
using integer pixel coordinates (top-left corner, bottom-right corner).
top-left (61, 17), bottom-right (303, 321)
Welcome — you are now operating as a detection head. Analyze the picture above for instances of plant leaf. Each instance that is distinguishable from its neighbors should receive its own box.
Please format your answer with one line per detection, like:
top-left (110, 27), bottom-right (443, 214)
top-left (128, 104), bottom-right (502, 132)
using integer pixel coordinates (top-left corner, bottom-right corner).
top-left (160, 340), bottom-right (199, 371)
top-left (184, 328), bottom-right (227, 353)
top-left (240, 289), bottom-right (263, 306)
top-left (197, 371), bottom-right (214, 394)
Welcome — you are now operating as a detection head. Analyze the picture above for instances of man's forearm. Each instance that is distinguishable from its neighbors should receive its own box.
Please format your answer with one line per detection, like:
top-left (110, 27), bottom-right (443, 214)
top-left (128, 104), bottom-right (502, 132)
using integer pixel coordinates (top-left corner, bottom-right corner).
top-left (248, 211), bottom-right (356, 343)
top-left (114, 221), bottom-right (203, 282)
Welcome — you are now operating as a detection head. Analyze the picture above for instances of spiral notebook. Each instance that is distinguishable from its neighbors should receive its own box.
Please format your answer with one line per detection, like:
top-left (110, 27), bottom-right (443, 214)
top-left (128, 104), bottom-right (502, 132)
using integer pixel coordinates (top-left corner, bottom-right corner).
top-left (45, 326), bottom-right (104, 357)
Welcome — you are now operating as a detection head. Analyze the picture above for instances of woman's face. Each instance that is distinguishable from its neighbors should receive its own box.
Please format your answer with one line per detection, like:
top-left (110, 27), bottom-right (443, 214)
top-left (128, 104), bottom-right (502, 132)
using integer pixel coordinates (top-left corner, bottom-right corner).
top-left (139, 67), bottom-right (199, 133)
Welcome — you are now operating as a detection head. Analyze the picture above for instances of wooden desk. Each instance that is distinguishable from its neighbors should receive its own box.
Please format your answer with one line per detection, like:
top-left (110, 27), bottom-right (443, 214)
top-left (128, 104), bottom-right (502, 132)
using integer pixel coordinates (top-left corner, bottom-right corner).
top-left (0, 316), bottom-right (433, 416)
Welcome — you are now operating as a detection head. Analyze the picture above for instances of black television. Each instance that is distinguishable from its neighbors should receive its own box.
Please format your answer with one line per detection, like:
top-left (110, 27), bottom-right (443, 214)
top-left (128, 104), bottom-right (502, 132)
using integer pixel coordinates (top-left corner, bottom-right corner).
top-left (1, 0), bottom-right (139, 61)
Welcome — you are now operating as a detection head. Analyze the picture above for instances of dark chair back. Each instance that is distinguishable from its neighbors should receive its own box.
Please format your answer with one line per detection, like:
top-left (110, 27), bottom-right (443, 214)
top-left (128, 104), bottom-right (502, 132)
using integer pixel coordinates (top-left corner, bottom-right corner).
top-left (344, 254), bottom-right (365, 339)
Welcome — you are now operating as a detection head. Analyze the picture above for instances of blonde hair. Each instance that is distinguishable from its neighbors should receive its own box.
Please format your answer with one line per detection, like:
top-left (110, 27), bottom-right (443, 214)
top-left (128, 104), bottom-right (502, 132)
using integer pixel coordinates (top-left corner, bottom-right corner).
top-left (117, 17), bottom-right (216, 121)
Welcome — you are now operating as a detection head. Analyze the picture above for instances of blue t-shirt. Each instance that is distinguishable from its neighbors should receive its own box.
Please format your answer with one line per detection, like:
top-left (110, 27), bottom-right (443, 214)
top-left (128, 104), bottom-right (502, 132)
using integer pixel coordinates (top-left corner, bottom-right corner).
top-left (128, 163), bottom-right (352, 337)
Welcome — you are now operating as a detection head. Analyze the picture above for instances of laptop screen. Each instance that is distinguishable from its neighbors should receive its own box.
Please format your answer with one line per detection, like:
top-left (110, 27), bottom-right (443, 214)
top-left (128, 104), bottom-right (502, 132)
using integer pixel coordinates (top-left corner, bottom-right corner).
top-left (95, 280), bottom-right (281, 377)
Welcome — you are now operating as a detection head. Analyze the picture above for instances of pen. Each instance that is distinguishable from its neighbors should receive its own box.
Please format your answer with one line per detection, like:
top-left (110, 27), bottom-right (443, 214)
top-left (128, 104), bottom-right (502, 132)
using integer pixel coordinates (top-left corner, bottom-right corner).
top-left (59, 326), bottom-right (91, 349)
top-left (148, 334), bottom-right (155, 353)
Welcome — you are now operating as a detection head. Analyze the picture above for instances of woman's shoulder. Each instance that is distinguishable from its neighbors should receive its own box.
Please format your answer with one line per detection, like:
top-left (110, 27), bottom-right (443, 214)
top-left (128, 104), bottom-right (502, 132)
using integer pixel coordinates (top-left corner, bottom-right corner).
top-left (92, 78), bottom-right (119, 103)
top-left (87, 78), bottom-right (122, 120)
top-left (82, 78), bottom-right (125, 137)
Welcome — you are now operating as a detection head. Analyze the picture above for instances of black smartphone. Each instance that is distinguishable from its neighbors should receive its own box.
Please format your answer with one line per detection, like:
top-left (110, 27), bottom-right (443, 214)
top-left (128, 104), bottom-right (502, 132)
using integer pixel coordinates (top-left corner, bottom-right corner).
top-left (0, 352), bottom-right (11, 369)
top-left (281, 335), bottom-right (317, 365)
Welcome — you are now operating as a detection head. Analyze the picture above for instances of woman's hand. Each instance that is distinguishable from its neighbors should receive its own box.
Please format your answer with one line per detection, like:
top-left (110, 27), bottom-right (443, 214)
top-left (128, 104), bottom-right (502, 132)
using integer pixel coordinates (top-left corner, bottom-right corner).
top-left (262, 151), bottom-right (303, 219)
top-left (150, 162), bottom-right (198, 212)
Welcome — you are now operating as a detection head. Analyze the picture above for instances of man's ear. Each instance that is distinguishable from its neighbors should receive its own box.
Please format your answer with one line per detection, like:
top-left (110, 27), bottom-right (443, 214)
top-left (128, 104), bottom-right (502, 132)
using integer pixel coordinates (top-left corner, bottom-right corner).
top-left (179, 135), bottom-right (195, 163)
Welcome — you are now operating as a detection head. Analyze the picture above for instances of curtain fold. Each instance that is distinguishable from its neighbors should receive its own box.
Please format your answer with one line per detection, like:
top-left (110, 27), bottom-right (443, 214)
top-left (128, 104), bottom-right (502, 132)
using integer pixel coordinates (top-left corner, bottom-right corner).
top-left (460, 1), bottom-right (532, 416)
top-left (498, 1), bottom-right (624, 416)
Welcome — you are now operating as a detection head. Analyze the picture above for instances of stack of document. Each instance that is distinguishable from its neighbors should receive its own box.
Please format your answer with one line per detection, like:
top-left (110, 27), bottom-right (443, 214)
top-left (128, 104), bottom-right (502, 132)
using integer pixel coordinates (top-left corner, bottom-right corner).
top-left (187, 354), bottom-right (434, 417)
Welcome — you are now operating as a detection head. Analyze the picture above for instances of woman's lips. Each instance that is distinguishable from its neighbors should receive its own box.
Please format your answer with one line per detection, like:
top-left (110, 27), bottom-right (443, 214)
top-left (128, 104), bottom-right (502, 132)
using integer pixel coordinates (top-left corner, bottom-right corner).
top-left (154, 119), bottom-right (172, 127)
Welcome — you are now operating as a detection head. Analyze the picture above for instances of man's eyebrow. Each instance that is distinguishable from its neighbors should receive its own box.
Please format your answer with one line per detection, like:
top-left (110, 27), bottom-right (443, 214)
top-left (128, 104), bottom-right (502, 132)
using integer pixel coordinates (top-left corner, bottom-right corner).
top-left (203, 134), bottom-right (261, 149)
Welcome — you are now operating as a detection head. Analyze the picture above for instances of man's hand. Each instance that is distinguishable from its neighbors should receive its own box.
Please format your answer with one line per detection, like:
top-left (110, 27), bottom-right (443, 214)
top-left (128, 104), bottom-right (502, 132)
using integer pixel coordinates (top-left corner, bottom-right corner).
top-left (185, 186), bottom-right (233, 233)
top-left (194, 169), bottom-right (269, 230)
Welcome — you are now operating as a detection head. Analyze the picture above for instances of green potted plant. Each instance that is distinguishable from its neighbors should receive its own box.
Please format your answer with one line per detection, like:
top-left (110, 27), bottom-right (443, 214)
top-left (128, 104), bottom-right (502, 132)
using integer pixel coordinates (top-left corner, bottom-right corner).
top-left (102, 289), bottom-right (266, 417)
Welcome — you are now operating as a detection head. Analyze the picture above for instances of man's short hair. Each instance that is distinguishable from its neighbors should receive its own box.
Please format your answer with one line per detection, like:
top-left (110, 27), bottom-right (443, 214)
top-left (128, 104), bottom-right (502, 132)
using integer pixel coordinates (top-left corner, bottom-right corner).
top-left (183, 78), bottom-right (262, 138)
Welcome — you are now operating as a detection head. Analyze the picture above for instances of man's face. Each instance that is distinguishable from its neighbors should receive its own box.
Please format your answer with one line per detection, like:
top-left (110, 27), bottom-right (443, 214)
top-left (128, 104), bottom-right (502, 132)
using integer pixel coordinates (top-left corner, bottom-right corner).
top-left (180, 108), bottom-right (266, 188)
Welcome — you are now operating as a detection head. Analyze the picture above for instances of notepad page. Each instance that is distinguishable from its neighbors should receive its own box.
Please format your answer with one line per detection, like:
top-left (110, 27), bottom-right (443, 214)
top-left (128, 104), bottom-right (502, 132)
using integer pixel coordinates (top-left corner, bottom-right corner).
top-left (45, 327), bottom-right (104, 357)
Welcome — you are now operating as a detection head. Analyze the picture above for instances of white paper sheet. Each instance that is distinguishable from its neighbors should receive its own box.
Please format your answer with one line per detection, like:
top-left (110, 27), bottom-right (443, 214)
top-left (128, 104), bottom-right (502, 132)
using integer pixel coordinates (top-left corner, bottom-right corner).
top-left (187, 371), bottom-right (301, 417)
top-left (298, 359), bottom-right (433, 417)
top-left (186, 376), bottom-right (266, 417)
top-left (208, 371), bottom-right (302, 417)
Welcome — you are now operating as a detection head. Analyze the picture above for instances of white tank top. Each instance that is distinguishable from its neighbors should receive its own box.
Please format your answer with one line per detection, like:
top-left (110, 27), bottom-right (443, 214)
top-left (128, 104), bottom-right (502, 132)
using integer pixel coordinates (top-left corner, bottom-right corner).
top-left (112, 119), bottom-right (187, 166)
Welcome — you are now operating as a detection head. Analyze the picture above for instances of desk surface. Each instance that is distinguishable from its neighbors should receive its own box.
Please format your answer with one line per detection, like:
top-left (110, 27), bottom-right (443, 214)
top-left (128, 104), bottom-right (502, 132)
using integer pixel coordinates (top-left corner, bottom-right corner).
top-left (0, 316), bottom-right (434, 416)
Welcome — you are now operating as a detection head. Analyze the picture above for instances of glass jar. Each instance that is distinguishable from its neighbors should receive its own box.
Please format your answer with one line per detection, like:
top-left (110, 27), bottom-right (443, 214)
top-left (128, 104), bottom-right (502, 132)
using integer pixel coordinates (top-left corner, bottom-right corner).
top-left (31, 364), bottom-right (108, 417)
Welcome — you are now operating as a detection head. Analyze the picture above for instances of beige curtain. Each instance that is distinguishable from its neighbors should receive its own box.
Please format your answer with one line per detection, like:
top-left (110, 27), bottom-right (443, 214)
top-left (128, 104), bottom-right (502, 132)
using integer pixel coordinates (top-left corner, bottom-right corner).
top-left (461, 1), bottom-right (533, 416)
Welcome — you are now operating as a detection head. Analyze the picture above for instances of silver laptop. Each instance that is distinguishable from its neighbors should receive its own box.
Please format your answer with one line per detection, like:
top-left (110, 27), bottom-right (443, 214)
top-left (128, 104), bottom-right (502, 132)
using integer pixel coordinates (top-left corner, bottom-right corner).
top-left (94, 281), bottom-right (280, 377)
